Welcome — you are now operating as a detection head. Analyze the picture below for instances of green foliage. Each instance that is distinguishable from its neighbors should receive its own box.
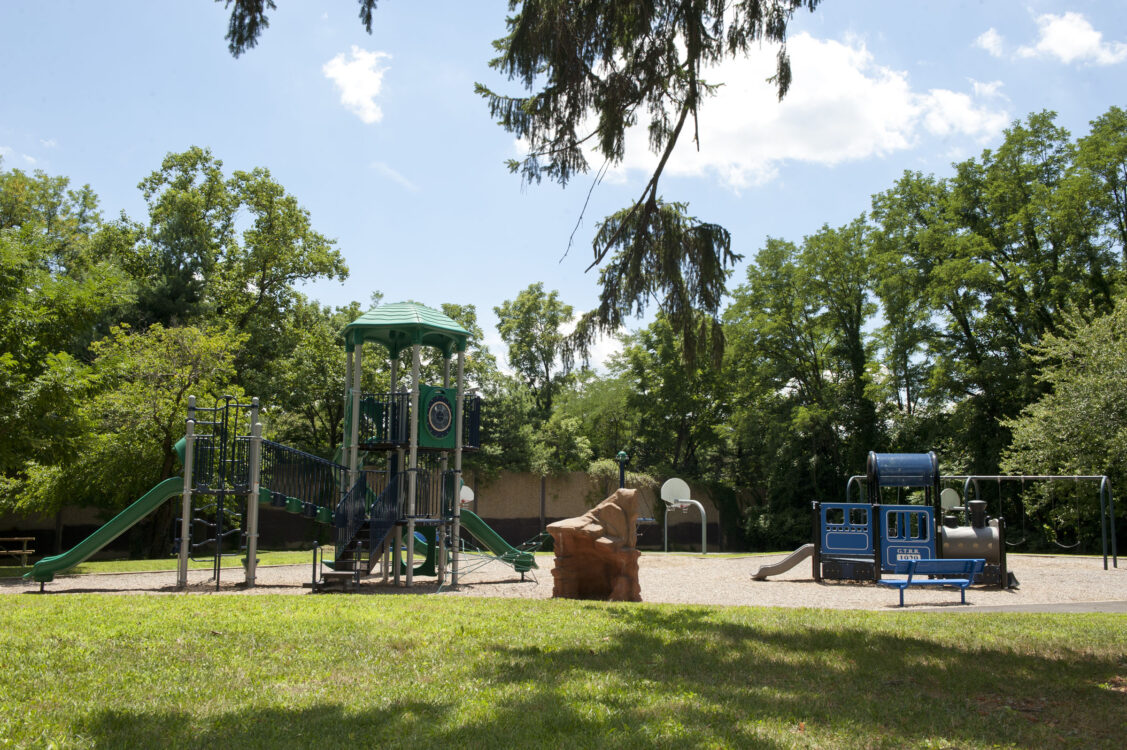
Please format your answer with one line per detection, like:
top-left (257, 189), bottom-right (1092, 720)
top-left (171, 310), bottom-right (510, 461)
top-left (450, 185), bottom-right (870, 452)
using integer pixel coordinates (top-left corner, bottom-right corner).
top-left (723, 229), bottom-right (871, 541)
top-left (5, 325), bottom-right (243, 518)
top-left (0, 152), bottom-right (343, 543)
top-left (868, 110), bottom-right (1124, 473)
top-left (248, 297), bottom-right (355, 457)
top-left (1003, 298), bottom-right (1127, 477)
top-left (0, 166), bottom-right (131, 378)
top-left (1075, 105), bottom-right (1127, 261)
top-left (1001, 297), bottom-right (1127, 548)
top-left (494, 282), bottom-right (574, 418)
top-left (531, 414), bottom-right (592, 477)
top-left (552, 369), bottom-right (638, 462)
top-left (616, 314), bottom-right (729, 479)
top-left (6, 103), bottom-right (1127, 555)
top-left (468, 374), bottom-right (539, 478)
top-left (571, 200), bottom-right (738, 367)
top-left (585, 457), bottom-right (657, 508)
top-left (128, 146), bottom-right (346, 336)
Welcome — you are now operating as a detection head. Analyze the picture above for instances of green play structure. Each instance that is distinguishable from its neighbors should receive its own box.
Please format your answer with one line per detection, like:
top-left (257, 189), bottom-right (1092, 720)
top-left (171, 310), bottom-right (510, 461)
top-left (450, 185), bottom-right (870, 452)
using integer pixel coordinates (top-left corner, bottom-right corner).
top-left (25, 302), bottom-right (543, 591)
top-left (27, 479), bottom-right (184, 585)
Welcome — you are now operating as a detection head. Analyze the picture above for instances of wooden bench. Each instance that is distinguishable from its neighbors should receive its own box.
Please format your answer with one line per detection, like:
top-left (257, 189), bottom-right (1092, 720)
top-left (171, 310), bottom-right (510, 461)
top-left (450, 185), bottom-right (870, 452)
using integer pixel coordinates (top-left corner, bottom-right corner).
top-left (877, 558), bottom-right (985, 607)
top-left (0, 537), bottom-right (36, 567)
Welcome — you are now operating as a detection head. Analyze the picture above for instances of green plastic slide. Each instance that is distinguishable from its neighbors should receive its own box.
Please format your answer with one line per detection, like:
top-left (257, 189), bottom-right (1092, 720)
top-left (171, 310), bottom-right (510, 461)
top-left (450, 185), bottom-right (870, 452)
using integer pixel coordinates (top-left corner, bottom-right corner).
top-left (24, 476), bottom-right (185, 584)
top-left (459, 508), bottom-right (537, 573)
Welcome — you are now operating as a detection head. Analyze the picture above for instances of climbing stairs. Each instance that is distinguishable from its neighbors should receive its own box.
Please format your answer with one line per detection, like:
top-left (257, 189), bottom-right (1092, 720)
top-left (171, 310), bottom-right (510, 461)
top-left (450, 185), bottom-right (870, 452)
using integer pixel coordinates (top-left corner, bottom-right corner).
top-left (323, 472), bottom-right (402, 586)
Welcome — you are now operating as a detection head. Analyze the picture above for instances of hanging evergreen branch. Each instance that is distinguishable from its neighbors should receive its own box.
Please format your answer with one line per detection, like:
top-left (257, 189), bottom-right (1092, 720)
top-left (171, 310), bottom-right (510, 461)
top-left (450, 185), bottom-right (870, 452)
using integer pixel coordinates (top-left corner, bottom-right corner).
top-left (220, 0), bottom-right (380, 57)
top-left (478, 1), bottom-right (821, 358)
top-left (565, 200), bottom-right (738, 368)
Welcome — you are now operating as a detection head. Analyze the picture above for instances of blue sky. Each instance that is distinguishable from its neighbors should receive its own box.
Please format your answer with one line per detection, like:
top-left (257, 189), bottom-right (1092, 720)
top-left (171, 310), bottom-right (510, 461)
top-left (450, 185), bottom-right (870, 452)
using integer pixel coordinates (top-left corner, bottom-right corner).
top-left (2, 1), bottom-right (1125, 367)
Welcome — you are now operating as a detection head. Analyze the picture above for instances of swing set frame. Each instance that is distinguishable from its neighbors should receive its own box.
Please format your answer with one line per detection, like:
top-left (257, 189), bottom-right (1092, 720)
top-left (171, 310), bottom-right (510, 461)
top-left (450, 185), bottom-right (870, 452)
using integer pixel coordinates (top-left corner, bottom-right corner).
top-left (945, 474), bottom-right (1119, 570)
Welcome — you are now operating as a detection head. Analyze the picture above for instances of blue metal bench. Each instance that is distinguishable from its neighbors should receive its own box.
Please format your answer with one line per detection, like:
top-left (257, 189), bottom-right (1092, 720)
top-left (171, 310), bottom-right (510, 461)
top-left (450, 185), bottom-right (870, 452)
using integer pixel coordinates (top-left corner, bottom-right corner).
top-left (877, 558), bottom-right (985, 607)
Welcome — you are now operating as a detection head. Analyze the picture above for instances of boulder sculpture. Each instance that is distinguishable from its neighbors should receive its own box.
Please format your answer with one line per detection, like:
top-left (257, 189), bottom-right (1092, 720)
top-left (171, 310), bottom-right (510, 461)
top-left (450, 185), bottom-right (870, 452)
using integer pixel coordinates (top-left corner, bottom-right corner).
top-left (547, 488), bottom-right (642, 602)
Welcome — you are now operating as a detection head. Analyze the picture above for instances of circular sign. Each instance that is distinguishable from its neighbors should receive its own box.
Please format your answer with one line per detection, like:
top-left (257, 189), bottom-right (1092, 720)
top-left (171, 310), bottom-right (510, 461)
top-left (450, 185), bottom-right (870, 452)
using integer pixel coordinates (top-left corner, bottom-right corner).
top-left (427, 393), bottom-right (452, 438)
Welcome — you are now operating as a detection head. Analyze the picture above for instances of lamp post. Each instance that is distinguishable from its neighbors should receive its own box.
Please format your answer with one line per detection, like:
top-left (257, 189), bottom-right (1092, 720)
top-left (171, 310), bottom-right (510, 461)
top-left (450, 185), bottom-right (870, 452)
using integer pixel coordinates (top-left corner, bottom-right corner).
top-left (616, 450), bottom-right (629, 489)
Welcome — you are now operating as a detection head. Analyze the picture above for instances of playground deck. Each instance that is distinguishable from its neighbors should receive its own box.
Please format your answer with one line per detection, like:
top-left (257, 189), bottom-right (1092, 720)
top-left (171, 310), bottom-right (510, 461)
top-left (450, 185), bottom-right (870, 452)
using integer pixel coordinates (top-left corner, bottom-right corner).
top-left (2, 553), bottom-right (1123, 611)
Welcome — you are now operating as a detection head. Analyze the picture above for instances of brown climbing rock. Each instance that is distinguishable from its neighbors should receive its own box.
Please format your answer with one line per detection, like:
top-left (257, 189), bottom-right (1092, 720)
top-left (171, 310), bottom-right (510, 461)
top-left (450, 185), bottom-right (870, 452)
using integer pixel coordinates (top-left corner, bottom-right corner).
top-left (547, 488), bottom-right (642, 602)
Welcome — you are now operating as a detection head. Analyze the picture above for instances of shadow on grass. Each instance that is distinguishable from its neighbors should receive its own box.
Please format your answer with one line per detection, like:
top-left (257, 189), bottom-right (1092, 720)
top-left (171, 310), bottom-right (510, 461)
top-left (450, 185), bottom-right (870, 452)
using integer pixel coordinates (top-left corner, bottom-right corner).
top-left (74, 694), bottom-right (797, 750)
top-left (473, 605), bottom-right (1124, 749)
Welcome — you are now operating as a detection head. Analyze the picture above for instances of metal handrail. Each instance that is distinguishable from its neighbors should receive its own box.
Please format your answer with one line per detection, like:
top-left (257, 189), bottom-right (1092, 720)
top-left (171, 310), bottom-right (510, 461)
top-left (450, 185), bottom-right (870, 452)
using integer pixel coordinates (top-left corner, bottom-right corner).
top-left (260, 440), bottom-right (348, 511)
top-left (333, 475), bottom-right (369, 560)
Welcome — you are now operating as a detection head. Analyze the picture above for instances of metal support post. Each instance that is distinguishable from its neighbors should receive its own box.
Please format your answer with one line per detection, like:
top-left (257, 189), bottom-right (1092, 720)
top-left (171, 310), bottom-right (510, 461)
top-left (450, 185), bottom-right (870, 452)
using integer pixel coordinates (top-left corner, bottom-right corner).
top-left (177, 409), bottom-right (196, 589)
top-left (435, 357), bottom-right (451, 585)
top-left (389, 355), bottom-right (399, 585)
top-left (406, 343), bottom-right (421, 587)
top-left (393, 525), bottom-right (402, 586)
top-left (663, 503), bottom-right (669, 553)
top-left (349, 344), bottom-right (363, 486)
top-left (452, 350), bottom-right (464, 586)
top-left (341, 349), bottom-right (353, 508)
top-left (245, 413), bottom-right (263, 587)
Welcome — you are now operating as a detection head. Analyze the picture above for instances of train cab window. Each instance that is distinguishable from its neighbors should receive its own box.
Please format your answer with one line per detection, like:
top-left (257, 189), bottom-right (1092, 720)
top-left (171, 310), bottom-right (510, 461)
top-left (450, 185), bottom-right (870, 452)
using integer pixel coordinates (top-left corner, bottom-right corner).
top-left (910, 512), bottom-right (929, 540)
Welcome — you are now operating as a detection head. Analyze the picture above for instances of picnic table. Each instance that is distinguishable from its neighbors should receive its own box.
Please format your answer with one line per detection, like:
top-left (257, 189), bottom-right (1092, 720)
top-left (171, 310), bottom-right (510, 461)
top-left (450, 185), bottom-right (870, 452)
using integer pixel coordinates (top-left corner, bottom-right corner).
top-left (0, 537), bottom-right (36, 567)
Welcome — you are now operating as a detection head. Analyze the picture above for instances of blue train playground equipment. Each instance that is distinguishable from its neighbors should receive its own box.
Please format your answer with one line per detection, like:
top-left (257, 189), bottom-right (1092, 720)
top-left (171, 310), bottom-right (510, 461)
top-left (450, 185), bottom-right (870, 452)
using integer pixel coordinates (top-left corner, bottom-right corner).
top-left (26, 302), bottom-right (541, 592)
top-left (755, 451), bottom-right (1118, 591)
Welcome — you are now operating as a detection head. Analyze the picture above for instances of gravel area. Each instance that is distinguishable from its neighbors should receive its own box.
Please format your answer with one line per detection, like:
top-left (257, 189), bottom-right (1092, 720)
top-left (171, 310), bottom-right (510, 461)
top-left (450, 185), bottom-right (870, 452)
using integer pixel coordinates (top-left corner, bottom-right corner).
top-left (4, 552), bottom-right (1124, 611)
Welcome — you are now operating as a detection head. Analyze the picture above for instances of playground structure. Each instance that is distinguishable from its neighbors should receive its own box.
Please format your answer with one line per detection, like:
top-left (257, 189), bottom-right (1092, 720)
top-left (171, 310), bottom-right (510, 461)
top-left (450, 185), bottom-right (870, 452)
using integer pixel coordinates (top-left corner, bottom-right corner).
top-left (26, 302), bottom-right (539, 590)
top-left (755, 451), bottom-right (1119, 588)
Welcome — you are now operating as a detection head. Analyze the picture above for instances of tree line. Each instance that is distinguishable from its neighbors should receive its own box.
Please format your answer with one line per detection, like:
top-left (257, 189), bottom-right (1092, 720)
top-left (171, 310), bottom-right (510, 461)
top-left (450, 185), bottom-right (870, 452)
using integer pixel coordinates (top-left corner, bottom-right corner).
top-left (3, 105), bottom-right (1126, 555)
top-left (489, 107), bottom-right (1127, 553)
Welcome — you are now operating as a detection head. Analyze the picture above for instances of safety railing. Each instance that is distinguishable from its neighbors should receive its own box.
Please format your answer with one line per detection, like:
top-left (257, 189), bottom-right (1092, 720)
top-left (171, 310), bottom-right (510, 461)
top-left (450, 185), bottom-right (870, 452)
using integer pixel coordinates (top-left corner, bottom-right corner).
top-left (464, 396), bottom-right (482, 449)
top-left (333, 474), bottom-right (369, 559)
top-left (358, 392), bottom-right (410, 446)
top-left (366, 470), bottom-right (401, 558)
top-left (407, 469), bottom-right (458, 520)
top-left (357, 392), bottom-right (483, 450)
top-left (259, 440), bottom-right (348, 512)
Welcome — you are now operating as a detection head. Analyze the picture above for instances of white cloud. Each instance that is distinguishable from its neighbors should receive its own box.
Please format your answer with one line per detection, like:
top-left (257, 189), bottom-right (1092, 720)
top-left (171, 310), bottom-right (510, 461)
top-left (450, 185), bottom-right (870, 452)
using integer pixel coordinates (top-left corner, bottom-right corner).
top-left (0, 146), bottom-right (36, 166)
top-left (39, 138), bottom-right (57, 148)
top-left (323, 46), bottom-right (392, 124)
top-left (971, 79), bottom-right (1004, 99)
top-left (976, 28), bottom-right (1005, 57)
top-left (371, 161), bottom-right (419, 192)
top-left (920, 88), bottom-right (1009, 139)
top-left (605, 33), bottom-right (1009, 190)
top-left (1016, 12), bottom-right (1127, 66)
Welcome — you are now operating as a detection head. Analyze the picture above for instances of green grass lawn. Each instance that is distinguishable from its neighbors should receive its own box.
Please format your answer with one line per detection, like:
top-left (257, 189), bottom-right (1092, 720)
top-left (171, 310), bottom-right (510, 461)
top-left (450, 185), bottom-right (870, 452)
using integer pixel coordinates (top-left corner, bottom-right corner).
top-left (0, 549), bottom-right (770, 579)
top-left (0, 595), bottom-right (1123, 749)
top-left (0, 550), bottom-right (322, 579)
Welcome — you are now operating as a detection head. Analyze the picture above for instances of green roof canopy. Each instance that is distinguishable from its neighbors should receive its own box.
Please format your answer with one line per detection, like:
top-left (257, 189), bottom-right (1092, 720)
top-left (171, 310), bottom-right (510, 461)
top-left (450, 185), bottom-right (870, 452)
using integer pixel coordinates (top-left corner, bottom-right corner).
top-left (342, 302), bottom-right (469, 357)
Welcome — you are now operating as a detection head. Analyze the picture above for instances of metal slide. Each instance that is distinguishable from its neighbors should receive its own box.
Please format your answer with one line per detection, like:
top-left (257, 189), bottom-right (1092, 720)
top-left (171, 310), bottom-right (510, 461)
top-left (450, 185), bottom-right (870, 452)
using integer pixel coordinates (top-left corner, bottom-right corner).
top-left (24, 476), bottom-right (185, 584)
top-left (751, 543), bottom-right (815, 580)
